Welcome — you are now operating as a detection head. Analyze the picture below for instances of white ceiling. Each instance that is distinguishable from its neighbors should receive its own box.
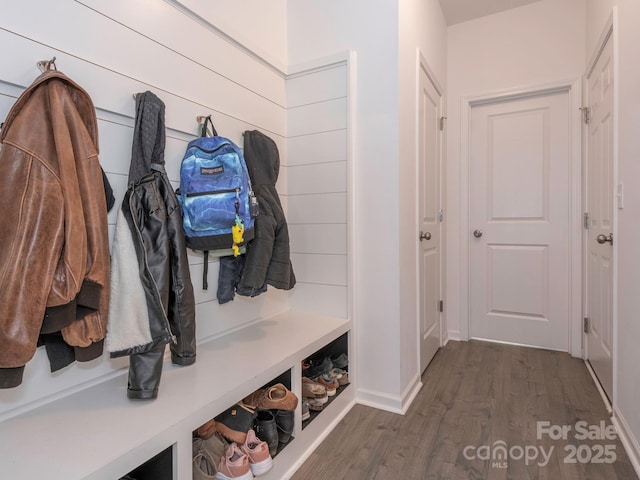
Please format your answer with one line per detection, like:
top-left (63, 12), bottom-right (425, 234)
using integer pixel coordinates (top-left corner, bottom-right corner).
top-left (439, 0), bottom-right (544, 25)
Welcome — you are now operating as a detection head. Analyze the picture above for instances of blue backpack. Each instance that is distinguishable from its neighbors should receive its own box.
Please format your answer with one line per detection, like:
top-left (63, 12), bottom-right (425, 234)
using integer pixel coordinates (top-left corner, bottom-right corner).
top-left (177, 116), bottom-right (257, 289)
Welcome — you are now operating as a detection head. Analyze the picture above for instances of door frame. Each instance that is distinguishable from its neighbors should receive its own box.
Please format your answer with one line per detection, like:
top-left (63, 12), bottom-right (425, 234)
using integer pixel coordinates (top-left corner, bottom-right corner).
top-left (459, 79), bottom-right (583, 357)
top-left (583, 11), bottom-right (618, 408)
top-left (415, 49), bottom-right (445, 372)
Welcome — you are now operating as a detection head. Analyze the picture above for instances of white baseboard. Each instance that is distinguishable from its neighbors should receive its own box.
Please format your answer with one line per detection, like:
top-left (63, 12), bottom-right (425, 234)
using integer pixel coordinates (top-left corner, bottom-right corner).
top-left (612, 407), bottom-right (640, 477)
top-left (400, 373), bottom-right (423, 413)
top-left (446, 329), bottom-right (461, 342)
top-left (355, 373), bottom-right (423, 415)
top-left (584, 360), bottom-right (613, 415)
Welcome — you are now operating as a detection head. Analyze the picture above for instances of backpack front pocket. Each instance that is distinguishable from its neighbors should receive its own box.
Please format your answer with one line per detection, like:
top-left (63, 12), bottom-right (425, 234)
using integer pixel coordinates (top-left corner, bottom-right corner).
top-left (182, 187), bottom-right (241, 234)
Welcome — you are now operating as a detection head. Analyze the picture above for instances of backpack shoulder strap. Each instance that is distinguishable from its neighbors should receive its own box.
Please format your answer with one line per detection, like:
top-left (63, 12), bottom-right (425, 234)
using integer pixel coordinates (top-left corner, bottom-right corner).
top-left (200, 115), bottom-right (218, 138)
top-left (202, 250), bottom-right (209, 290)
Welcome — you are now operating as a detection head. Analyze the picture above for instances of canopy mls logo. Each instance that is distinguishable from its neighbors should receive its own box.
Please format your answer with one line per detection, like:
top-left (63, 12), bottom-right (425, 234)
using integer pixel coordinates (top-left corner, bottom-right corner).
top-left (462, 421), bottom-right (618, 469)
top-left (463, 440), bottom-right (554, 468)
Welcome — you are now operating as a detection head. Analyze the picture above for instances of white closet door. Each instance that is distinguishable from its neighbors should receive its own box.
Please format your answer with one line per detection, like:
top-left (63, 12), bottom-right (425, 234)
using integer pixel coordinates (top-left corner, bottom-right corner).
top-left (470, 91), bottom-right (571, 351)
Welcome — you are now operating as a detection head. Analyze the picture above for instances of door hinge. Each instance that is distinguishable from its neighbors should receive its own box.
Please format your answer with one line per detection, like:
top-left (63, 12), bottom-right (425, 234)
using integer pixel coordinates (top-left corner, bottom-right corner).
top-left (438, 209), bottom-right (444, 222)
top-left (584, 317), bottom-right (591, 334)
top-left (439, 116), bottom-right (447, 131)
top-left (439, 300), bottom-right (444, 313)
top-left (583, 212), bottom-right (590, 229)
top-left (580, 106), bottom-right (591, 124)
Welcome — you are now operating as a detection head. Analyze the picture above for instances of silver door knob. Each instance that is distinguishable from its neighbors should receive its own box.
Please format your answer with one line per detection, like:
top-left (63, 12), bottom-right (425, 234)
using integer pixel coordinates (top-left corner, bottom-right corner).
top-left (473, 229), bottom-right (483, 238)
top-left (596, 233), bottom-right (613, 245)
top-left (419, 231), bottom-right (432, 241)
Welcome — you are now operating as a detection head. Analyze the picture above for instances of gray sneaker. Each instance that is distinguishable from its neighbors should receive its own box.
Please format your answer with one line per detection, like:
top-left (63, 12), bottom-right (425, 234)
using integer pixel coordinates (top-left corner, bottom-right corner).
top-left (330, 353), bottom-right (349, 369)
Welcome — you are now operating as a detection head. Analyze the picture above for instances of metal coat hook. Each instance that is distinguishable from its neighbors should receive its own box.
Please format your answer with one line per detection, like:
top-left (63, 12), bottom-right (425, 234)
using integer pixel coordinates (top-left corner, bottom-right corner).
top-left (36, 56), bottom-right (57, 73)
top-left (196, 115), bottom-right (218, 137)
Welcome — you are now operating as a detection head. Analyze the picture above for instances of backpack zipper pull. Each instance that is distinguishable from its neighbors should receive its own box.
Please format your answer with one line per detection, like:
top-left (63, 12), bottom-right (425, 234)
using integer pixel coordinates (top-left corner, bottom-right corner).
top-left (234, 188), bottom-right (240, 215)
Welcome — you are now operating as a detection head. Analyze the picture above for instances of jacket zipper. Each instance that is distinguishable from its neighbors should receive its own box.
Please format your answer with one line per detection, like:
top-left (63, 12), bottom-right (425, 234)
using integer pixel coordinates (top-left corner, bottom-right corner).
top-left (128, 192), bottom-right (176, 345)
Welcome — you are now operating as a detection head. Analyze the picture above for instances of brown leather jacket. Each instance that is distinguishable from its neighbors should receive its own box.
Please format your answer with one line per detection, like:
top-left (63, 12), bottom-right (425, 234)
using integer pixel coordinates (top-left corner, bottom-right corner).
top-left (0, 68), bottom-right (110, 388)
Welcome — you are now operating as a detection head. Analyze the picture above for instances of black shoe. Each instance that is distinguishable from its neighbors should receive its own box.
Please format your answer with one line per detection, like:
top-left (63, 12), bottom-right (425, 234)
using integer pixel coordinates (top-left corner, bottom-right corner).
top-left (304, 356), bottom-right (333, 379)
top-left (254, 409), bottom-right (279, 456)
top-left (273, 409), bottom-right (295, 445)
top-left (214, 402), bottom-right (256, 445)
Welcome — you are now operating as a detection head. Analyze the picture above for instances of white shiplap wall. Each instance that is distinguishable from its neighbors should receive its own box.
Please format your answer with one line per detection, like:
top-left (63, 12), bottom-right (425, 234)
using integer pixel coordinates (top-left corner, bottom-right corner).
top-left (286, 63), bottom-right (350, 319)
top-left (0, 0), bottom-right (352, 424)
top-left (0, 0), bottom-right (292, 418)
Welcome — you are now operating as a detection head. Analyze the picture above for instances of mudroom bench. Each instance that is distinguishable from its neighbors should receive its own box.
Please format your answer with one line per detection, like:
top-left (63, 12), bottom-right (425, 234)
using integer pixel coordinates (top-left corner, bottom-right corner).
top-left (0, 310), bottom-right (354, 480)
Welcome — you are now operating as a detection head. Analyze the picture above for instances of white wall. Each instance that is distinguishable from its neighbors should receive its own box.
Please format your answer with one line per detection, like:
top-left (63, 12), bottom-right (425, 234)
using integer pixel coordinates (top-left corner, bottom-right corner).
top-left (586, 0), bottom-right (640, 469)
top-left (167, 0), bottom-right (288, 70)
top-left (288, 0), bottom-right (403, 408)
top-left (0, 0), bottom-right (289, 418)
top-left (615, 0), bottom-right (640, 466)
top-left (287, 63), bottom-right (350, 318)
top-left (445, 0), bottom-right (586, 340)
top-left (585, 0), bottom-right (615, 63)
top-left (288, 0), bottom-right (447, 411)
top-left (398, 0), bottom-right (448, 402)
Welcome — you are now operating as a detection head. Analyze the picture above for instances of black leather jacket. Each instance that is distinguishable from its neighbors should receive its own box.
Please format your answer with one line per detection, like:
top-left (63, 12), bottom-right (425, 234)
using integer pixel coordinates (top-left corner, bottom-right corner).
top-left (107, 91), bottom-right (196, 399)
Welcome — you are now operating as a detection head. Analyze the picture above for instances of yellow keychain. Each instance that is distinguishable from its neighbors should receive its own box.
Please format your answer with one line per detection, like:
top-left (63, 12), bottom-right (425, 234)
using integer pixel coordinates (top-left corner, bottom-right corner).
top-left (231, 214), bottom-right (244, 257)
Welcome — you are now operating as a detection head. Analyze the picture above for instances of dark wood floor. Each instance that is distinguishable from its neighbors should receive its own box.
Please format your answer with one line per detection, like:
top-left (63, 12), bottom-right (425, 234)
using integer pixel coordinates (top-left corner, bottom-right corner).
top-left (292, 340), bottom-right (638, 480)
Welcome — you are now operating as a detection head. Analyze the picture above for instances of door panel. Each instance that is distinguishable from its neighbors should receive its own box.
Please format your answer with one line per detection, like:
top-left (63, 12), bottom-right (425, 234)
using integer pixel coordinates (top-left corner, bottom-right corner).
top-left (470, 91), bottom-right (570, 350)
top-left (586, 34), bottom-right (614, 401)
top-left (489, 109), bottom-right (547, 220)
top-left (421, 247), bottom-right (440, 370)
top-left (418, 63), bottom-right (442, 373)
top-left (488, 245), bottom-right (548, 319)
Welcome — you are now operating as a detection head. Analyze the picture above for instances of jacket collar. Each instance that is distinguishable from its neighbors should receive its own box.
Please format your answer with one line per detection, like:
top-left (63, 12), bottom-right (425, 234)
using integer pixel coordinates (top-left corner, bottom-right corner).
top-left (0, 70), bottom-right (98, 148)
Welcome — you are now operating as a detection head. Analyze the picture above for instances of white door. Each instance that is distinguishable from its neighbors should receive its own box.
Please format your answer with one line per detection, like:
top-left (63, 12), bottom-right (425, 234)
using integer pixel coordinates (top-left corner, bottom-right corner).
top-left (470, 91), bottom-right (571, 350)
top-left (585, 34), bottom-right (614, 401)
top-left (418, 62), bottom-right (442, 373)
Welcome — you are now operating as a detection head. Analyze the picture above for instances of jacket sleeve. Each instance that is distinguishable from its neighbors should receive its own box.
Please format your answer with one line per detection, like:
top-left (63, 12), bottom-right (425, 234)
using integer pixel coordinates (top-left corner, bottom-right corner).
top-left (163, 176), bottom-right (196, 366)
top-left (0, 144), bottom-right (64, 387)
top-left (61, 154), bottom-right (111, 359)
top-left (46, 80), bottom-right (110, 354)
top-left (238, 205), bottom-right (277, 293)
top-left (266, 218), bottom-right (296, 290)
top-left (239, 187), bottom-right (296, 292)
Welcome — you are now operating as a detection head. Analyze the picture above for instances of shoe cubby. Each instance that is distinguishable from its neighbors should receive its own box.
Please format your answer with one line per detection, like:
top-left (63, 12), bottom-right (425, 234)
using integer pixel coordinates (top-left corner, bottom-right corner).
top-left (120, 445), bottom-right (174, 480)
top-left (191, 367), bottom-right (298, 478)
top-left (301, 331), bottom-right (350, 430)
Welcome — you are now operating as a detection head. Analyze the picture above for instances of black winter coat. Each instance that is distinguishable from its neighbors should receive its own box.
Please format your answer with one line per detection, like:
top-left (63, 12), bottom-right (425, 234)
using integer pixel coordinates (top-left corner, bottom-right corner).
top-left (218, 130), bottom-right (295, 302)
